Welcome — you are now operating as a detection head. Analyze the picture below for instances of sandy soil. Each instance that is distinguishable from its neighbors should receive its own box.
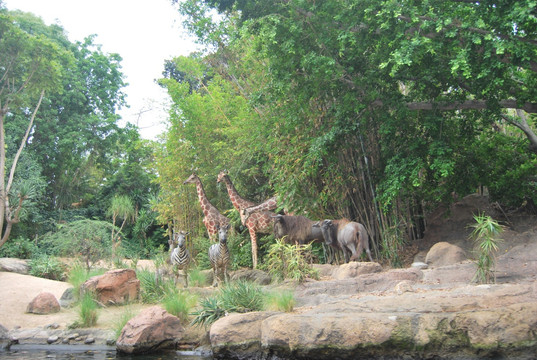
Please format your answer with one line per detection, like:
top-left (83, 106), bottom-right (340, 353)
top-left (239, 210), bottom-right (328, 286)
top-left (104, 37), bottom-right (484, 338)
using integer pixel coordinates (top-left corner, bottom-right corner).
top-left (0, 271), bottom-right (151, 331)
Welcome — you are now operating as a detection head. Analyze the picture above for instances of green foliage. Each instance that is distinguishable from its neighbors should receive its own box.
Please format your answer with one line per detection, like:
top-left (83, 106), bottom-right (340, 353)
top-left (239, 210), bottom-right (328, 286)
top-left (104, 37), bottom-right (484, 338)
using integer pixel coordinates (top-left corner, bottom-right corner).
top-left (227, 232), bottom-right (253, 269)
top-left (191, 280), bottom-right (266, 327)
top-left (162, 287), bottom-right (198, 323)
top-left (114, 306), bottom-right (136, 339)
top-left (0, 236), bottom-right (37, 259)
top-left (137, 268), bottom-right (176, 304)
top-left (192, 235), bottom-right (212, 270)
top-left (188, 267), bottom-right (208, 287)
top-left (72, 292), bottom-right (99, 328)
top-left (264, 239), bottom-right (319, 283)
top-left (40, 220), bottom-right (114, 270)
top-left (67, 261), bottom-right (106, 300)
top-left (265, 290), bottom-right (295, 312)
top-left (469, 214), bottom-right (504, 284)
top-left (379, 219), bottom-right (407, 268)
top-left (28, 255), bottom-right (66, 281)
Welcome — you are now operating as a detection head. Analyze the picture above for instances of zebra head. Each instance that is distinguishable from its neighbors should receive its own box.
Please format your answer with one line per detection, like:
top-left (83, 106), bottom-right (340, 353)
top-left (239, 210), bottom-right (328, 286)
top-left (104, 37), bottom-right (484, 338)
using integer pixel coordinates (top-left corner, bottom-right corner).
top-left (174, 230), bottom-right (189, 248)
top-left (217, 224), bottom-right (230, 244)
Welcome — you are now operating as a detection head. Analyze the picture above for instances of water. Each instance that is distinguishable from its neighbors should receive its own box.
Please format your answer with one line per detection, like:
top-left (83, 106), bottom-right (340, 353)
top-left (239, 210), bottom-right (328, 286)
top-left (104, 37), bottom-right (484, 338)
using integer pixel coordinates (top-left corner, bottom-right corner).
top-left (1, 345), bottom-right (212, 360)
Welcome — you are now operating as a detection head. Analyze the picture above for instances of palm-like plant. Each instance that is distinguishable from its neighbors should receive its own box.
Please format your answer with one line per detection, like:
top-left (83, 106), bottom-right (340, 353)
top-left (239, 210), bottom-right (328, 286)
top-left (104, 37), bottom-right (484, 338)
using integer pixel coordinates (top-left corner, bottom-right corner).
top-left (469, 213), bottom-right (504, 284)
top-left (107, 195), bottom-right (135, 257)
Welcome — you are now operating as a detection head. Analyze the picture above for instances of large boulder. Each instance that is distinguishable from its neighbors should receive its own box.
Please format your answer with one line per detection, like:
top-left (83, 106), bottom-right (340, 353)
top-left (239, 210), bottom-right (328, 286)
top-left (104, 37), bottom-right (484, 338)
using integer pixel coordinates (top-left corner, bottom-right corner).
top-left (230, 268), bottom-right (272, 285)
top-left (331, 261), bottom-right (382, 280)
top-left (81, 269), bottom-right (139, 305)
top-left (0, 258), bottom-right (28, 274)
top-left (116, 306), bottom-right (184, 354)
top-left (425, 241), bottom-right (467, 267)
top-left (26, 292), bottom-right (60, 314)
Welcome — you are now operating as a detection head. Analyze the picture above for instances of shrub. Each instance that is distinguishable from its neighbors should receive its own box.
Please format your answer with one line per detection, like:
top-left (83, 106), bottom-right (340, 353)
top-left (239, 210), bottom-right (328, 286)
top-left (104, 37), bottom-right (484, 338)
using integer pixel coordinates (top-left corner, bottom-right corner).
top-left (191, 280), bottom-right (266, 327)
top-left (469, 213), bottom-right (504, 284)
top-left (162, 288), bottom-right (198, 323)
top-left (137, 268), bottom-right (176, 303)
top-left (28, 255), bottom-right (66, 280)
top-left (0, 236), bottom-right (38, 259)
top-left (265, 290), bottom-right (295, 312)
top-left (264, 239), bottom-right (319, 282)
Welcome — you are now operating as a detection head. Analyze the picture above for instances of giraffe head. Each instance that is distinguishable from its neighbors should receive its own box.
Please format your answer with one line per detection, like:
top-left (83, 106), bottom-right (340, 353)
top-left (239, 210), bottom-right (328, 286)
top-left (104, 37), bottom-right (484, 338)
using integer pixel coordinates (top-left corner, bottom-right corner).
top-left (183, 173), bottom-right (199, 185)
top-left (216, 170), bottom-right (228, 183)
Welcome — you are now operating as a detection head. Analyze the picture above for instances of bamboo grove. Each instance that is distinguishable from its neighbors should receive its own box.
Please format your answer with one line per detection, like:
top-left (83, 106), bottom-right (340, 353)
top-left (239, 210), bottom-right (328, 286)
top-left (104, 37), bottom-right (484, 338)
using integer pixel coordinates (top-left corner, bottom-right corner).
top-left (155, 0), bottom-right (537, 264)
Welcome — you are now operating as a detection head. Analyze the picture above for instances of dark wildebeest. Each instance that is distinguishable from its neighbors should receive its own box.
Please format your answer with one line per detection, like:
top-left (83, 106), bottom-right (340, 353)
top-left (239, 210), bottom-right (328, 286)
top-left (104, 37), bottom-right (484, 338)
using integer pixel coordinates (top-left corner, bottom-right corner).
top-left (272, 214), bottom-right (324, 245)
top-left (314, 219), bottom-right (374, 263)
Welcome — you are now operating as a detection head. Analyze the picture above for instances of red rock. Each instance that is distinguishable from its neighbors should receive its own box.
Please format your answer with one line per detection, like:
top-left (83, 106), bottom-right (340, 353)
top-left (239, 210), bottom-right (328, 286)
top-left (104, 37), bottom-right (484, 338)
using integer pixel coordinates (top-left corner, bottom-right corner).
top-left (26, 292), bottom-right (60, 314)
top-left (116, 306), bottom-right (183, 354)
top-left (81, 269), bottom-right (139, 305)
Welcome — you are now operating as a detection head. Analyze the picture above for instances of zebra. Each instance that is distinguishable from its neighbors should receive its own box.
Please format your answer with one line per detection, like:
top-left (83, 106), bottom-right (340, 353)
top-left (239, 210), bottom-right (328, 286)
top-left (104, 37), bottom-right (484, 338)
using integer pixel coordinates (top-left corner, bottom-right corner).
top-left (170, 230), bottom-right (191, 287)
top-left (209, 224), bottom-right (231, 287)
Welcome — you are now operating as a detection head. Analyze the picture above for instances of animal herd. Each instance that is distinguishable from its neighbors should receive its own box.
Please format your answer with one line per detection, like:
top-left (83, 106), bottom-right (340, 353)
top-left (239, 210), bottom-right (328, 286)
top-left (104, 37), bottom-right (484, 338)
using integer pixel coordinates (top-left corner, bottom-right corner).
top-left (170, 171), bottom-right (374, 287)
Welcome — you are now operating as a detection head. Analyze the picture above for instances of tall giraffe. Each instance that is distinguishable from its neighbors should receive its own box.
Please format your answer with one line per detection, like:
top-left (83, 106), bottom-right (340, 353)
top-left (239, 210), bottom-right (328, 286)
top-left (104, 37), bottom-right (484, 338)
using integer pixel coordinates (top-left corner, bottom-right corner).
top-left (242, 196), bottom-right (278, 222)
top-left (217, 171), bottom-right (273, 268)
top-left (183, 174), bottom-right (230, 241)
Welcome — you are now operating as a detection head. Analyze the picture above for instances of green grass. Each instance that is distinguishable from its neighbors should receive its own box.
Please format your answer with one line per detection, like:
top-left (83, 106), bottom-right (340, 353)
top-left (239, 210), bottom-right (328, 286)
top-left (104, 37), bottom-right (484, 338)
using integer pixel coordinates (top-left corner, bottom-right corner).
top-left (67, 261), bottom-right (106, 300)
top-left (191, 280), bottom-right (267, 327)
top-left (188, 268), bottom-right (208, 287)
top-left (114, 306), bottom-right (136, 339)
top-left (266, 290), bottom-right (295, 312)
top-left (137, 268), bottom-right (176, 303)
top-left (162, 288), bottom-right (198, 323)
top-left (69, 292), bottom-right (99, 328)
top-left (264, 239), bottom-right (319, 282)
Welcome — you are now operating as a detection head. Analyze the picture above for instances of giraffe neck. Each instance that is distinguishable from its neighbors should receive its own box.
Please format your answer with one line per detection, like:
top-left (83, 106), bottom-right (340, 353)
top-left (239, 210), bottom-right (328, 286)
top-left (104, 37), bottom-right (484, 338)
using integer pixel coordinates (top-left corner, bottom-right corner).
top-left (222, 175), bottom-right (253, 210)
top-left (194, 178), bottom-right (213, 217)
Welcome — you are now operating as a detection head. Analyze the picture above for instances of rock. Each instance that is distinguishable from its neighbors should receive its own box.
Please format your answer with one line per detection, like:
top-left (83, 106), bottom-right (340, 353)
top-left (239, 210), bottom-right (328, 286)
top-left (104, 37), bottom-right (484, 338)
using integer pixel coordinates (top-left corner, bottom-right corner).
top-left (116, 305), bottom-right (184, 354)
top-left (26, 292), bottom-right (60, 314)
top-left (0, 323), bottom-right (10, 350)
top-left (81, 269), bottom-right (140, 305)
top-left (59, 287), bottom-right (76, 308)
top-left (230, 268), bottom-right (272, 285)
top-left (0, 258), bottom-right (28, 274)
top-left (210, 311), bottom-right (279, 359)
top-left (331, 261), bottom-right (382, 279)
top-left (425, 241), bottom-right (467, 267)
top-left (47, 335), bottom-right (58, 344)
top-left (411, 261), bottom-right (428, 269)
top-left (394, 280), bottom-right (414, 294)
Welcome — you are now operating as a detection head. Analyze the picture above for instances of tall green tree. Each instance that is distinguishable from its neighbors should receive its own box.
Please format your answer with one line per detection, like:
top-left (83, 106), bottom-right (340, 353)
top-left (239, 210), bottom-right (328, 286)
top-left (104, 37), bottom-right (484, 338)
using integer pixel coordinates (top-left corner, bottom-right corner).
top-left (0, 8), bottom-right (68, 247)
top-left (166, 0), bottom-right (537, 262)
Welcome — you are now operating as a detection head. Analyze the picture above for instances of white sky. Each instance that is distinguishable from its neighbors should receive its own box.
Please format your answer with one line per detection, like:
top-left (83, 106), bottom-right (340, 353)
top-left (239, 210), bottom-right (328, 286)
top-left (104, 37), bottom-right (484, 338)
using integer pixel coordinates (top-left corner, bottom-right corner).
top-left (3, 0), bottom-right (199, 140)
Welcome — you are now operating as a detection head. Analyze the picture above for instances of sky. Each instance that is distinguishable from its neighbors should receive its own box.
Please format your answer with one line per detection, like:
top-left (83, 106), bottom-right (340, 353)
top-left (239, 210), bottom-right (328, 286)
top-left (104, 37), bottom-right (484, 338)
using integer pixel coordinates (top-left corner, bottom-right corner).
top-left (3, 0), bottom-right (199, 140)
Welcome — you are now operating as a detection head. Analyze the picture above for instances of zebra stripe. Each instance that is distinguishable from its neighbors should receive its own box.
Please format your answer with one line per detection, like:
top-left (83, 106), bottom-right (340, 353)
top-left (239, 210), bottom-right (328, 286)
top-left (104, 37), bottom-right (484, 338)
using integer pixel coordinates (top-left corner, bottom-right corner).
top-left (170, 231), bottom-right (191, 287)
top-left (209, 224), bottom-right (230, 286)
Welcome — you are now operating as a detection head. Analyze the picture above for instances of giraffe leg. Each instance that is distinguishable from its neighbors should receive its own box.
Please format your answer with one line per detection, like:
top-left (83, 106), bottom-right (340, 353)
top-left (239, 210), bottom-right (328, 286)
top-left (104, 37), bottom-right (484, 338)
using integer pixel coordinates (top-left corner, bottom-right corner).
top-left (248, 227), bottom-right (258, 269)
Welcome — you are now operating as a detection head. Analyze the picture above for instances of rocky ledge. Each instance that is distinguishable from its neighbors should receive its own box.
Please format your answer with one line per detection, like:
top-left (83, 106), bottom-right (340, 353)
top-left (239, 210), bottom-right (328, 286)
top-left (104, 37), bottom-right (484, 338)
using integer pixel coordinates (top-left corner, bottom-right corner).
top-left (209, 239), bottom-right (537, 360)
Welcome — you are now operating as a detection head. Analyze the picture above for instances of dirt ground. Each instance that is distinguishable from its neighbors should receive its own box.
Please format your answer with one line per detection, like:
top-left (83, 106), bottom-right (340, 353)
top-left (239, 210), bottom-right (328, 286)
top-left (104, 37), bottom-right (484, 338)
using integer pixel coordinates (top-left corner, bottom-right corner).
top-left (0, 266), bottom-right (153, 331)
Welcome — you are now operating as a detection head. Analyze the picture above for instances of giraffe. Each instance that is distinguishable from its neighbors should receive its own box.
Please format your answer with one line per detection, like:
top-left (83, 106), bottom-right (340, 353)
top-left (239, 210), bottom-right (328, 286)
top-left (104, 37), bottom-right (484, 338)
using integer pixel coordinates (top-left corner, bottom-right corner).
top-left (183, 174), bottom-right (230, 241)
top-left (217, 170), bottom-right (274, 268)
top-left (242, 196), bottom-right (278, 223)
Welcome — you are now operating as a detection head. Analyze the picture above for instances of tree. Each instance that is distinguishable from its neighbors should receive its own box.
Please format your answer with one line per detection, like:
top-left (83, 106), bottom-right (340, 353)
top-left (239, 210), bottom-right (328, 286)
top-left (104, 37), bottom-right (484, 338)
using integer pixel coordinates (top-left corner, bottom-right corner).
top-left (0, 9), bottom-right (67, 248)
top-left (166, 0), bottom-right (537, 262)
top-left (107, 195), bottom-right (135, 257)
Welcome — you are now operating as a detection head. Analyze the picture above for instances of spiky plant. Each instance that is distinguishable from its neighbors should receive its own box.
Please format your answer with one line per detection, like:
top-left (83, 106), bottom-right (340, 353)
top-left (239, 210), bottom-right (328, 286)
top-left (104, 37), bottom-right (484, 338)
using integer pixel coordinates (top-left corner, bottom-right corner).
top-left (469, 213), bottom-right (504, 284)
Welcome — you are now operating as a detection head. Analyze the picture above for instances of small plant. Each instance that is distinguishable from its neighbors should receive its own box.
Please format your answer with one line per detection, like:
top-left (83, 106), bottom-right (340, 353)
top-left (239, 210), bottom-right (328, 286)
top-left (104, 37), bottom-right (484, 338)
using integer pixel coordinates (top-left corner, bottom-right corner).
top-left (114, 306), bottom-right (136, 338)
top-left (0, 236), bottom-right (38, 259)
top-left (469, 213), bottom-right (504, 284)
top-left (379, 219), bottom-right (406, 268)
top-left (162, 288), bottom-right (198, 323)
top-left (28, 255), bottom-right (66, 280)
top-left (191, 280), bottom-right (267, 327)
top-left (70, 291), bottom-right (99, 328)
top-left (266, 290), bottom-right (295, 312)
top-left (67, 261), bottom-right (106, 301)
top-left (190, 297), bottom-right (226, 328)
top-left (188, 267), bottom-right (207, 287)
top-left (264, 239), bottom-right (319, 282)
top-left (137, 268), bottom-right (176, 303)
